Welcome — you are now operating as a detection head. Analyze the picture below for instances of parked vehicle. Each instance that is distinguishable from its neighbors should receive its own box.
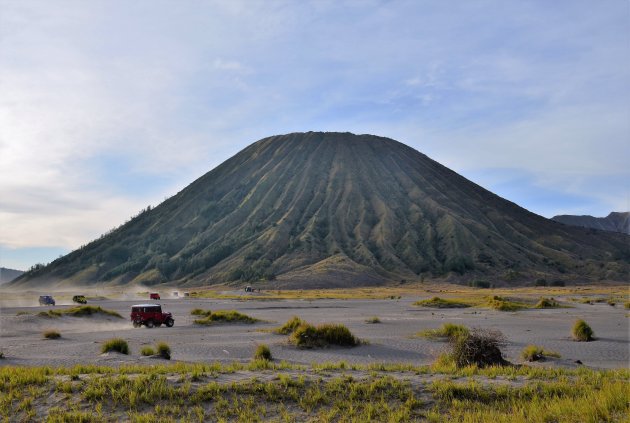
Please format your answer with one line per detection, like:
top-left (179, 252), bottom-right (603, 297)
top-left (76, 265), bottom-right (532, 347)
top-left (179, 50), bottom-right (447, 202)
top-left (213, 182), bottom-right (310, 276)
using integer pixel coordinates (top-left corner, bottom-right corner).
top-left (38, 295), bottom-right (55, 306)
top-left (130, 304), bottom-right (174, 328)
top-left (149, 293), bottom-right (160, 300)
top-left (72, 295), bottom-right (87, 304)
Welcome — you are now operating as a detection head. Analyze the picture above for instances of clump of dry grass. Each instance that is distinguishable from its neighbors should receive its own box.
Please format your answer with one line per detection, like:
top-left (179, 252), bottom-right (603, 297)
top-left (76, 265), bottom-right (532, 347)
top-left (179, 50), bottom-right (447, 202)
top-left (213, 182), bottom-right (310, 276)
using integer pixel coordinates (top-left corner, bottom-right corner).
top-left (413, 297), bottom-right (470, 308)
top-left (572, 319), bottom-right (594, 342)
top-left (275, 316), bottom-right (305, 334)
top-left (253, 344), bottom-right (272, 361)
top-left (534, 297), bottom-right (560, 308)
top-left (101, 338), bottom-right (129, 355)
top-left (194, 310), bottom-right (259, 325)
top-left (43, 330), bottom-right (61, 339)
top-left (417, 323), bottom-right (469, 340)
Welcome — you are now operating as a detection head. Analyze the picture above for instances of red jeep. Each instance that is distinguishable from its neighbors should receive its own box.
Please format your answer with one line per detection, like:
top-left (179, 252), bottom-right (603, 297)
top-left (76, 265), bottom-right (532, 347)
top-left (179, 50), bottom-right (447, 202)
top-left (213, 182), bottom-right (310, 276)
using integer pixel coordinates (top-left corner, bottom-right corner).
top-left (131, 304), bottom-right (174, 328)
top-left (149, 293), bottom-right (160, 300)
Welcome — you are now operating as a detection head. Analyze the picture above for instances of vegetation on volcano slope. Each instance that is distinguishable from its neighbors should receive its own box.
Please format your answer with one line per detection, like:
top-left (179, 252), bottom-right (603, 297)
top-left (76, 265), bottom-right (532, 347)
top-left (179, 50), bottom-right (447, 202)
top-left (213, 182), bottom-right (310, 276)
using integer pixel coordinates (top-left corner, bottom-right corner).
top-left (13, 132), bottom-right (630, 288)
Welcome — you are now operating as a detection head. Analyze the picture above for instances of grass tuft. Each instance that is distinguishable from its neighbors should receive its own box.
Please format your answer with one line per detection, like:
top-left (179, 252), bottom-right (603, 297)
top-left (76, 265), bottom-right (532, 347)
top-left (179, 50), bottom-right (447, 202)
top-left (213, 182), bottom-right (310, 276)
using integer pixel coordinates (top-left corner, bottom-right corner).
top-left (417, 323), bottom-right (469, 340)
top-left (365, 316), bottom-right (381, 324)
top-left (140, 346), bottom-right (155, 356)
top-left (156, 342), bottom-right (171, 360)
top-left (521, 345), bottom-right (561, 361)
top-left (624, 302), bottom-right (630, 310)
top-left (290, 323), bottom-right (360, 348)
top-left (253, 344), bottom-right (272, 361)
top-left (38, 305), bottom-right (122, 319)
top-left (572, 319), bottom-right (594, 342)
top-left (413, 297), bottom-right (471, 308)
top-left (194, 310), bottom-right (259, 325)
top-left (275, 316), bottom-right (305, 334)
top-left (534, 297), bottom-right (560, 308)
top-left (101, 338), bottom-right (129, 355)
top-left (486, 295), bottom-right (526, 311)
top-left (190, 308), bottom-right (211, 316)
top-left (43, 330), bottom-right (61, 339)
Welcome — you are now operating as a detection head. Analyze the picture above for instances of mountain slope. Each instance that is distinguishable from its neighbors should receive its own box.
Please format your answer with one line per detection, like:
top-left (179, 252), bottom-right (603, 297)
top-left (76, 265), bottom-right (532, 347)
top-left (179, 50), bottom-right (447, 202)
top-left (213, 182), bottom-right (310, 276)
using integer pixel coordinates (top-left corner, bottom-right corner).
top-left (12, 132), bottom-right (630, 288)
top-left (0, 267), bottom-right (24, 285)
top-left (552, 212), bottom-right (630, 235)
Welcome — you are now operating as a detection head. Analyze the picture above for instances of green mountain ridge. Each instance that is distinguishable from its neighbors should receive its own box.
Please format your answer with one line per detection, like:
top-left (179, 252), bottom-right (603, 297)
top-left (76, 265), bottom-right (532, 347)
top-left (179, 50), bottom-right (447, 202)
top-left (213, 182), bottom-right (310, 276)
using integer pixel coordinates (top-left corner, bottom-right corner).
top-left (12, 132), bottom-right (630, 288)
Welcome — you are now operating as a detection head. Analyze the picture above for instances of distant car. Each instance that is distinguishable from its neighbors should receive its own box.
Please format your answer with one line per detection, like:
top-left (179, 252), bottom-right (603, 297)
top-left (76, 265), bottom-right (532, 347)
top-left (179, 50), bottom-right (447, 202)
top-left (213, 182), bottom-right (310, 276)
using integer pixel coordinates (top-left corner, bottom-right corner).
top-left (149, 293), bottom-right (160, 300)
top-left (39, 295), bottom-right (55, 306)
top-left (245, 286), bottom-right (253, 292)
top-left (130, 304), bottom-right (174, 328)
top-left (72, 295), bottom-right (87, 304)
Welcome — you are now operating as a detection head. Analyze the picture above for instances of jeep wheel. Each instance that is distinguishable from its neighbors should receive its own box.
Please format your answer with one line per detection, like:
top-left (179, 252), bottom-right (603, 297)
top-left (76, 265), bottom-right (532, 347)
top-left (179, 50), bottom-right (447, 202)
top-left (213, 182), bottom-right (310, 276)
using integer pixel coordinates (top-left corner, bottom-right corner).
top-left (146, 320), bottom-right (154, 328)
top-left (165, 318), bottom-right (174, 327)
top-left (133, 321), bottom-right (140, 328)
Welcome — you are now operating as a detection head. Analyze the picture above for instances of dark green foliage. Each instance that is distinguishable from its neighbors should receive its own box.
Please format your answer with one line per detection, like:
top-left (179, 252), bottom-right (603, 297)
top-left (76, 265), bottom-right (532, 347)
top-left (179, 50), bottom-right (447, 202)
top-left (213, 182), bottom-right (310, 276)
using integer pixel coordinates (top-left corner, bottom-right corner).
top-left (468, 280), bottom-right (491, 289)
top-left (534, 278), bottom-right (547, 286)
top-left (253, 344), bottom-right (272, 361)
top-left (101, 338), bottom-right (129, 355)
top-left (12, 132), bottom-right (630, 288)
top-left (38, 306), bottom-right (122, 319)
top-left (550, 279), bottom-right (565, 287)
top-left (572, 319), bottom-right (594, 342)
top-left (290, 323), bottom-right (360, 348)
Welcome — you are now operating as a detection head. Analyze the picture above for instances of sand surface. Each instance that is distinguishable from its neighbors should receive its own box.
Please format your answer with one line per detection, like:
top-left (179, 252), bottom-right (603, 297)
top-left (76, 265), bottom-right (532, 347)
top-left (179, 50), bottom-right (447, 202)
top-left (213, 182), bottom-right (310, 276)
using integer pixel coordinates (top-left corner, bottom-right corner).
top-left (0, 294), bottom-right (628, 368)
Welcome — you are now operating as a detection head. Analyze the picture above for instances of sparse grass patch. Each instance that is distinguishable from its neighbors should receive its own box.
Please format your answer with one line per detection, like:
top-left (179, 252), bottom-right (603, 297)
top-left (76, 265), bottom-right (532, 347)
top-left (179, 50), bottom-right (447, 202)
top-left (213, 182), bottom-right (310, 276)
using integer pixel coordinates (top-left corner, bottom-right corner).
top-left (38, 305), bottom-right (122, 319)
top-left (43, 330), bottom-right (61, 339)
top-left (486, 295), bottom-right (526, 311)
top-left (193, 310), bottom-right (259, 325)
top-left (413, 296), bottom-right (471, 308)
top-left (290, 323), bottom-right (360, 348)
top-left (572, 319), bottom-right (594, 342)
top-left (417, 323), bottom-right (469, 340)
top-left (535, 297), bottom-right (560, 308)
top-left (101, 338), bottom-right (129, 355)
top-left (624, 302), bottom-right (630, 310)
top-left (190, 308), bottom-right (211, 316)
top-left (275, 316), bottom-right (305, 334)
top-left (365, 316), bottom-right (381, 324)
top-left (521, 345), bottom-right (561, 362)
top-left (254, 344), bottom-right (272, 361)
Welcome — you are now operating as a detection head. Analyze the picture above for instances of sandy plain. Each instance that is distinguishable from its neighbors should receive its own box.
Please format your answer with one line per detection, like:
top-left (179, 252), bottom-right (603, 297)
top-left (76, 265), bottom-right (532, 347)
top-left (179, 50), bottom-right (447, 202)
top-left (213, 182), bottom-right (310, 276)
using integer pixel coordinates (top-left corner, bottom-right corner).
top-left (0, 288), bottom-right (628, 369)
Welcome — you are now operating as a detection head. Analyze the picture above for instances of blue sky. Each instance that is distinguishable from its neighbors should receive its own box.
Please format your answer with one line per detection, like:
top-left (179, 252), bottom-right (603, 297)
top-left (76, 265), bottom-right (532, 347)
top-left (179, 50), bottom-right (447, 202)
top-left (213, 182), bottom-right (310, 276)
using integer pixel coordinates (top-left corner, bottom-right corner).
top-left (1, 1), bottom-right (628, 270)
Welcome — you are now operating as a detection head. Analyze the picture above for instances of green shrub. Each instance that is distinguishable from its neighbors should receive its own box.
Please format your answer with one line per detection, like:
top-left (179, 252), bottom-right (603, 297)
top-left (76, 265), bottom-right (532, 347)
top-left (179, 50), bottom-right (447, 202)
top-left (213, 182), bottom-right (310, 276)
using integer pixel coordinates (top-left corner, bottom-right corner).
top-left (535, 297), bottom-right (560, 308)
top-left (39, 306), bottom-right (122, 319)
top-left (365, 316), bottom-right (381, 324)
top-left (101, 338), bottom-right (129, 355)
top-left (413, 297), bottom-right (470, 308)
top-left (550, 279), bottom-right (565, 287)
top-left (156, 342), bottom-right (171, 360)
top-left (43, 330), bottom-right (61, 339)
top-left (194, 310), bottom-right (259, 325)
top-left (606, 299), bottom-right (615, 306)
top-left (572, 319), bottom-right (594, 342)
top-left (141, 346), bottom-right (155, 356)
top-left (290, 323), bottom-right (360, 348)
top-left (417, 323), bottom-right (469, 340)
top-left (624, 302), bottom-right (630, 310)
top-left (275, 316), bottom-right (305, 334)
top-left (253, 344), bottom-right (272, 361)
top-left (521, 345), bottom-right (561, 362)
top-left (449, 328), bottom-right (508, 368)
top-left (190, 308), bottom-right (211, 316)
